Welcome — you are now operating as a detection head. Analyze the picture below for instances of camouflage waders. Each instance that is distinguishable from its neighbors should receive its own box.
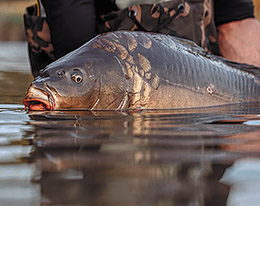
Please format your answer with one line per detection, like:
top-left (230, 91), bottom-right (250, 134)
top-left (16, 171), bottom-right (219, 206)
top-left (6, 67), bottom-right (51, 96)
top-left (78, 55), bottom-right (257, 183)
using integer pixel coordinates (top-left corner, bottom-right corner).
top-left (97, 0), bottom-right (218, 53)
top-left (24, 4), bottom-right (54, 77)
top-left (24, 0), bottom-right (218, 77)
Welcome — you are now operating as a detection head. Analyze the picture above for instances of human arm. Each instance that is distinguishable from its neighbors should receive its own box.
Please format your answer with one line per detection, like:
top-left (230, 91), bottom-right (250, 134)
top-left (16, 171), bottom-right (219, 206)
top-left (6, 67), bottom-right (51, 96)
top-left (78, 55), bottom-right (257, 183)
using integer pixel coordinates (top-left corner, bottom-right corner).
top-left (217, 18), bottom-right (260, 67)
top-left (214, 0), bottom-right (260, 67)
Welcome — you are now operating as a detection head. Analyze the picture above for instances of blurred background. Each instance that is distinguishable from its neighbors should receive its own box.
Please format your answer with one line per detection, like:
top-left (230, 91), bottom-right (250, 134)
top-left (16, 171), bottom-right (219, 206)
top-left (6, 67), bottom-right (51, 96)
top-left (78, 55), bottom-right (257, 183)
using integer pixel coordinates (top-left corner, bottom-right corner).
top-left (0, 0), bottom-right (34, 41)
top-left (0, 0), bottom-right (260, 41)
top-left (254, 0), bottom-right (260, 19)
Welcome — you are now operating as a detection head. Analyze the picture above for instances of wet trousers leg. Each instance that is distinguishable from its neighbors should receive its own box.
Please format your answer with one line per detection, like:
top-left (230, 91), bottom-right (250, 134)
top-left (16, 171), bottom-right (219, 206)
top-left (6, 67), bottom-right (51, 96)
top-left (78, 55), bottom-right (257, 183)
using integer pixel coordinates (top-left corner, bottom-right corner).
top-left (41, 0), bottom-right (96, 58)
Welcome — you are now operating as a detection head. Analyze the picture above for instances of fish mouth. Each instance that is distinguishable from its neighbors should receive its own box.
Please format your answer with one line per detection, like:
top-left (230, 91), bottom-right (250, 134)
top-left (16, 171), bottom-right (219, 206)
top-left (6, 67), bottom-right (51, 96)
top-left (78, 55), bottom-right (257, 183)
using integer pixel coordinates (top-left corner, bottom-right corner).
top-left (23, 86), bottom-right (55, 111)
top-left (23, 98), bottom-right (52, 111)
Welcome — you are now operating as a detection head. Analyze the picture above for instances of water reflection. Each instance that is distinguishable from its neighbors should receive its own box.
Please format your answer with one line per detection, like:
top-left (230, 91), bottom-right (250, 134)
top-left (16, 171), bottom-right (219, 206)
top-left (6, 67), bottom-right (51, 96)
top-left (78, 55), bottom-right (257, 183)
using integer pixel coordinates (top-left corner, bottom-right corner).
top-left (221, 158), bottom-right (260, 206)
top-left (1, 96), bottom-right (260, 205)
top-left (0, 42), bottom-right (31, 73)
top-left (1, 41), bottom-right (260, 205)
top-left (22, 105), bottom-right (260, 205)
top-left (0, 42), bottom-right (38, 205)
top-left (0, 42), bottom-right (32, 104)
top-left (0, 105), bottom-right (40, 205)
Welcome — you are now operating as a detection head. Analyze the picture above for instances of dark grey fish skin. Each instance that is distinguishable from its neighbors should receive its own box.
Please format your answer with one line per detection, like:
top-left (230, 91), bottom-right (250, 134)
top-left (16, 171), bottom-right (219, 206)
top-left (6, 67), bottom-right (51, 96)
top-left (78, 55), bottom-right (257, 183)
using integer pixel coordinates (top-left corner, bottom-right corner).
top-left (23, 31), bottom-right (260, 111)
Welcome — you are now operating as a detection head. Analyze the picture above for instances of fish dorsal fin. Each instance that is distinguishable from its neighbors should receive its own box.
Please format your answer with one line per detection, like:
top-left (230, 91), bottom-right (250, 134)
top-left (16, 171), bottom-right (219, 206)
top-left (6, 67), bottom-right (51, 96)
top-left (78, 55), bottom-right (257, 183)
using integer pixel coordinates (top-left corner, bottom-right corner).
top-left (221, 59), bottom-right (260, 79)
top-left (172, 36), bottom-right (211, 56)
top-left (172, 35), bottom-right (260, 79)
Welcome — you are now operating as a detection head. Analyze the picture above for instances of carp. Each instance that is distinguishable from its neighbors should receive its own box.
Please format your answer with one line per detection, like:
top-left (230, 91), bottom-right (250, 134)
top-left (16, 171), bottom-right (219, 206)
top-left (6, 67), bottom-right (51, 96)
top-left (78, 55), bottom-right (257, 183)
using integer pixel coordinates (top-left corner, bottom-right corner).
top-left (23, 31), bottom-right (260, 111)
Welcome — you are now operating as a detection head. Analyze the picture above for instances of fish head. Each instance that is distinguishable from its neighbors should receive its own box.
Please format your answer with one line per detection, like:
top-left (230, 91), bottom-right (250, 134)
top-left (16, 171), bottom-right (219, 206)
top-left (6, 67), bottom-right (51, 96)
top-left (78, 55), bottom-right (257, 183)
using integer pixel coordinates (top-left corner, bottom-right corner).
top-left (23, 41), bottom-right (129, 111)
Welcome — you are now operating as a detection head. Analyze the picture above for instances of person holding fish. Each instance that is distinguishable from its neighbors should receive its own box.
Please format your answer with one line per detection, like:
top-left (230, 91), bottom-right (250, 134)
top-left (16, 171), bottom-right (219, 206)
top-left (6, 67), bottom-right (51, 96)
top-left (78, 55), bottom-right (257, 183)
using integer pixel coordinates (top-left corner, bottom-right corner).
top-left (23, 0), bottom-right (260, 111)
top-left (24, 0), bottom-right (260, 77)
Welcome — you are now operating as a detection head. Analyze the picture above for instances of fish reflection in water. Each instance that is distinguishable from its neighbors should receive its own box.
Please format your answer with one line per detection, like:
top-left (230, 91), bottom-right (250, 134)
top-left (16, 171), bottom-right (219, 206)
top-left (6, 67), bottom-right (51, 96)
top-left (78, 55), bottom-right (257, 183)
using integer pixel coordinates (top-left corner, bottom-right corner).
top-left (23, 104), bottom-right (260, 205)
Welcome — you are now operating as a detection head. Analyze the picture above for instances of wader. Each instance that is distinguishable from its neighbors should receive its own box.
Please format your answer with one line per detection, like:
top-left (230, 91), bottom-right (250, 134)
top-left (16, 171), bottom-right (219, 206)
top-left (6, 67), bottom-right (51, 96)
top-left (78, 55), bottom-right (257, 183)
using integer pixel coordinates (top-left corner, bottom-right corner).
top-left (24, 0), bottom-right (219, 77)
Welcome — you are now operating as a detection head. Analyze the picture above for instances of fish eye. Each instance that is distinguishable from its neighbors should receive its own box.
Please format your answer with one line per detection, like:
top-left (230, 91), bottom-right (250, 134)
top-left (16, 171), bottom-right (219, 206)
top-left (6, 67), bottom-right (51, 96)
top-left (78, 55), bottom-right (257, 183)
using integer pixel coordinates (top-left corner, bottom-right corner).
top-left (71, 71), bottom-right (83, 84)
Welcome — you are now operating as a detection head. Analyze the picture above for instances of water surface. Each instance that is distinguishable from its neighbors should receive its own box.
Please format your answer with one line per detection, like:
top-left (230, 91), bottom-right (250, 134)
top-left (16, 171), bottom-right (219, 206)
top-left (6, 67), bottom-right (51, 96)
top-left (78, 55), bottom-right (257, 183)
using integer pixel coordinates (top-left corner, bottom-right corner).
top-left (1, 42), bottom-right (260, 205)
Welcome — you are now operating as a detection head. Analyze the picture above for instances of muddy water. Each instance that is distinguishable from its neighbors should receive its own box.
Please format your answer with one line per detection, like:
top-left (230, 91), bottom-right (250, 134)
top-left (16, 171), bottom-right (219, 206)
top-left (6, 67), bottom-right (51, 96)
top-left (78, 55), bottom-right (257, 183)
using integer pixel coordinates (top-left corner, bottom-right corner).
top-left (1, 42), bottom-right (260, 205)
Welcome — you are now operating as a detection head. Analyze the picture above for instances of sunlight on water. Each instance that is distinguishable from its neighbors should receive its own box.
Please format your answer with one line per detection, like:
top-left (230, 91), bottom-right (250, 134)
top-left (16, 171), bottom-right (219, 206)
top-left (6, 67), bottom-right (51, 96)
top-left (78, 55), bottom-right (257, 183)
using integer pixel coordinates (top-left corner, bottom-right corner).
top-left (220, 158), bottom-right (260, 206)
top-left (243, 118), bottom-right (260, 126)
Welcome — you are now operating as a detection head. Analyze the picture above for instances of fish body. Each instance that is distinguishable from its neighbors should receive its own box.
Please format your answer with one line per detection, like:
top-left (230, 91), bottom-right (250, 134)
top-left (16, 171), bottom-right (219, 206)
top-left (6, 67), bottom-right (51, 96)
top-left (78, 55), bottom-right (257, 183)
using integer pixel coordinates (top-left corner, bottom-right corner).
top-left (23, 31), bottom-right (260, 111)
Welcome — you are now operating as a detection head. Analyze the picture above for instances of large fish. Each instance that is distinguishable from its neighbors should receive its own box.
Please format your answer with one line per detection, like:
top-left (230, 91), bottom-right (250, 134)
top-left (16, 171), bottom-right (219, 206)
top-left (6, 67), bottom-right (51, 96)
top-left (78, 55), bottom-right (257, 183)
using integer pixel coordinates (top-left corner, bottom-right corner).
top-left (23, 31), bottom-right (260, 111)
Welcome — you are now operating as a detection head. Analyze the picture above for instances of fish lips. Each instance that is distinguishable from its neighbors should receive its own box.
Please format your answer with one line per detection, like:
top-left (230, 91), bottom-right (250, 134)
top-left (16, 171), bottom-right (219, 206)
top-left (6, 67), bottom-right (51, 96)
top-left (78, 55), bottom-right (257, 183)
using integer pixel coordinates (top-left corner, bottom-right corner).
top-left (23, 85), bottom-right (55, 111)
